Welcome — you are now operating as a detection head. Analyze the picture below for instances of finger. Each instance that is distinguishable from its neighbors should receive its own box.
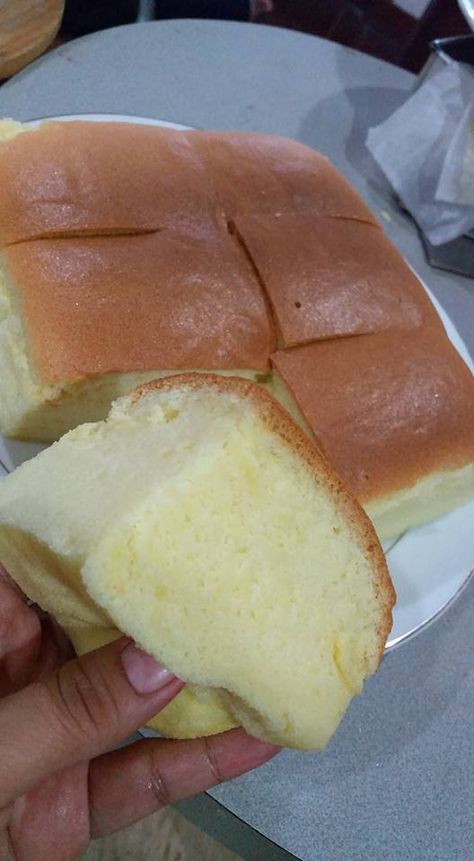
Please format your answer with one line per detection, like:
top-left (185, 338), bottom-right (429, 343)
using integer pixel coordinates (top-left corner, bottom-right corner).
top-left (0, 573), bottom-right (41, 695)
top-left (0, 638), bottom-right (184, 808)
top-left (0, 569), bottom-right (74, 694)
top-left (8, 762), bottom-right (90, 861)
top-left (30, 614), bottom-right (76, 681)
top-left (89, 727), bottom-right (280, 838)
top-left (0, 562), bottom-right (26, 597)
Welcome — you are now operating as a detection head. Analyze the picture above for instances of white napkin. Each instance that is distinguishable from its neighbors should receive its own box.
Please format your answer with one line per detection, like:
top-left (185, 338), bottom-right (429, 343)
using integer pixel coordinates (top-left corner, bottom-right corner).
top-left (366, 61), bottom-right (474, 245)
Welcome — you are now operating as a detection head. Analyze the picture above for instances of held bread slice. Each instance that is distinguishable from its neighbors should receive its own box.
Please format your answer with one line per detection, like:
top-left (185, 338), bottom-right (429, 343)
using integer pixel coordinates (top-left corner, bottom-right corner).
top-left (0, 375), bottom-right (394, 750)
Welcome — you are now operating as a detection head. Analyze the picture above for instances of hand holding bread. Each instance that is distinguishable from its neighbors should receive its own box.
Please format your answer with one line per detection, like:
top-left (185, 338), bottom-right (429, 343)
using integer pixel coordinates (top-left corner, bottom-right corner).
top-left (0, 375), bottom-right (394, 749)
top-left (0, 569), bottom-right (278, 858)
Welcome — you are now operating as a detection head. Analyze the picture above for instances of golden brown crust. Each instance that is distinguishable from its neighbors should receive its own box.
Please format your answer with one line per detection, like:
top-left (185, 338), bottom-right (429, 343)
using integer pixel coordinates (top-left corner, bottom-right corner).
top-left (271, 326), bottom-right (474, 505)
top-left (3, 231), bottom-right (276, 382)
top-left (187, 131), bottom-right (379, 224)
top-left (0, 123), bottom-right (386, 385)
top-left (127, 372), bottom-right (395, 661)
top-left (232, 213), bottom-right (440, 346)
top-left (0, 124), bottom-right (378, 247)
top-left (0, 122), bottom-right (216, 246)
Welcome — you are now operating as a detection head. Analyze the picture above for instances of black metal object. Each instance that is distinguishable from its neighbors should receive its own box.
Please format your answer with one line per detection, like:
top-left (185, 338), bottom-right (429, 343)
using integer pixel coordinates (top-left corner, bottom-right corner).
top-left (400, 0), bottom-right (471, 70)
top-left (431, 33), bottom-right (474, 64)
top-left (421, 232), bottom-right (474, 279)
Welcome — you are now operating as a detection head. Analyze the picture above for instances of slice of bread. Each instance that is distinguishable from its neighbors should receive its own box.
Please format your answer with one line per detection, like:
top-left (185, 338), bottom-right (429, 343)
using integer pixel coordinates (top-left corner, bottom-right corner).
top-left (0, 374), bottom-right (394, 750)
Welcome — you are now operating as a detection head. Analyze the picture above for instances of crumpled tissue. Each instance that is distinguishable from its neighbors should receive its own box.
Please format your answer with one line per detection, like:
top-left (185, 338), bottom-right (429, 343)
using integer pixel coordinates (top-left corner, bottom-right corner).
top-left (366, 60), bottom-right (474, 245)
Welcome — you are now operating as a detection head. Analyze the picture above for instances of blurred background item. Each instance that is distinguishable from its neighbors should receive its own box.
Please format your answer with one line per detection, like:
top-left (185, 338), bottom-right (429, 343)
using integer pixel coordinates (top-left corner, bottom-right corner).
top-left (457, 0), bottom-right (474, 28)
top-left (60, 0), bottom-right (270, 36)
top-left (255, 0), bottom-right (473, 71)
top-left (61, 0), bottom-right (139, 36)
top-left (1, 0), bottom-right (472, 78)
top-left (0, 0), bottom-right (65, 79)
top-left (367, 33), bottom-right (474, 274)
top-left (153, 0), bottom-right (273, 23)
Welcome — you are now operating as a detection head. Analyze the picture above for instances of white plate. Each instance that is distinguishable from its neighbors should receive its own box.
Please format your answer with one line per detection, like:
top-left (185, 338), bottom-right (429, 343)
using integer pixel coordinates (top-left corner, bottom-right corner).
top-left (0, 113), bottom-right (472, 650)
top-left (24, 113), bottom-right (191, 131)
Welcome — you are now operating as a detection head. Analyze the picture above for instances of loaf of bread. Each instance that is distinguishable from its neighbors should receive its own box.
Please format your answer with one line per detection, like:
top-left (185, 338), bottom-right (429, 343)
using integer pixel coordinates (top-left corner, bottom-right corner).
top-left (0, 375), bottom-right (394, 749)
top-left (0, 118), bottom-right (472, 538)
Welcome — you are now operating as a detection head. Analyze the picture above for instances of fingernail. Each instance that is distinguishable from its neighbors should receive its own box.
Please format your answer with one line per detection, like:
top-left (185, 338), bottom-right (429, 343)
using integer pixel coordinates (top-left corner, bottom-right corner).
top-left (121, 642), bottom-right (177, 694)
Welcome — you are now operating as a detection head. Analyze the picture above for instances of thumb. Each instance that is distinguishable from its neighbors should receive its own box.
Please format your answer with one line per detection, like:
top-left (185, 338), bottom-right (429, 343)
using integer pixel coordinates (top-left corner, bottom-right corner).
top-left (0, 637), bottom-right (183, 808)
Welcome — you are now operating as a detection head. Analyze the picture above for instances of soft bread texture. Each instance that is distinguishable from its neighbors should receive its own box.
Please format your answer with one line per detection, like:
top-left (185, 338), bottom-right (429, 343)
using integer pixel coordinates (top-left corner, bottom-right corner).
top-left (272, 325), bottom-right (474, 537)
top-left (0, 375), bottom-right (394, 750)
top-left (0, 119), bottom-right (28, 144)
top-left (0, 118), bottom-right (472, 539)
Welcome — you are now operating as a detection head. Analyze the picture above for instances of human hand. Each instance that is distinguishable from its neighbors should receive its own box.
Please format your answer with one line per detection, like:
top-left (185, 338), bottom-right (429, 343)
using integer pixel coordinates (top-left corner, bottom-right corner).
top-left (0, 567), bottom-right (279, 861)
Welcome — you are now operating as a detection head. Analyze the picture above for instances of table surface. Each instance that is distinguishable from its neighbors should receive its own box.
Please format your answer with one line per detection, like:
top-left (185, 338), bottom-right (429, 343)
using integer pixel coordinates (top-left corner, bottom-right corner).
top-left (1, 20), bottom-right (472, 861)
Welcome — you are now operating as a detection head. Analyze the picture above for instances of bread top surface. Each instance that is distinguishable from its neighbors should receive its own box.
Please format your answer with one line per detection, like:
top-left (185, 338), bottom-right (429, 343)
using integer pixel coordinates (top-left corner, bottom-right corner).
top-left (272, 326), bottom-right (474, 503)
top-left (0, 120), bottom-right (439, 383)
top-left (188, 131), bottom-right (378, 224)
top-left (232, 213), bottom-right (438, 346)
top-left (0, 122), bottom-right (376, 246)
top-left (3, 230), bottom-right (276, 382)
top-left (0, 121), bottom-right (217, 244)
top-left (0, 120), bottom-right (389, 385)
